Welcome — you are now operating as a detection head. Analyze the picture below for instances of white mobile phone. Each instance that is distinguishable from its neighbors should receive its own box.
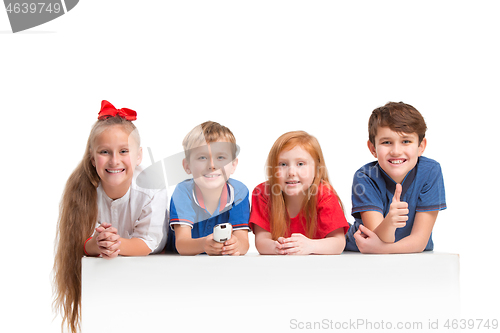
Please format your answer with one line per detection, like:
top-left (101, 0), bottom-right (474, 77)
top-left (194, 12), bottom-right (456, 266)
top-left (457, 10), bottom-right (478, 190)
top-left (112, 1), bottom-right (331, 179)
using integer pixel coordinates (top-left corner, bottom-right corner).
top-left (213, 223), bottom-right (232, 243)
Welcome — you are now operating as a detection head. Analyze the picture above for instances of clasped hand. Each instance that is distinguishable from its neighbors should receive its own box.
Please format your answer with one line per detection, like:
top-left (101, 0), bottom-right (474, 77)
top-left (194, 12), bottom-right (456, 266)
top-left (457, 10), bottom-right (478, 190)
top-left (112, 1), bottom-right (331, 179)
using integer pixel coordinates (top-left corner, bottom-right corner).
top-left (95, 222), bottom-right (121, 259)
top-left (274, 233), bottom-right (313, 255)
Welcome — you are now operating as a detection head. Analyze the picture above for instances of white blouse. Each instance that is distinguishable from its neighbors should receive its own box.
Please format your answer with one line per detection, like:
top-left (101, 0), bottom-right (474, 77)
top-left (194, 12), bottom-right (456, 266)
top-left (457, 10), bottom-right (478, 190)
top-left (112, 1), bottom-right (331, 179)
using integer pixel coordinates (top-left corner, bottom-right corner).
top-left (96, 169), bottom-right (168, 254)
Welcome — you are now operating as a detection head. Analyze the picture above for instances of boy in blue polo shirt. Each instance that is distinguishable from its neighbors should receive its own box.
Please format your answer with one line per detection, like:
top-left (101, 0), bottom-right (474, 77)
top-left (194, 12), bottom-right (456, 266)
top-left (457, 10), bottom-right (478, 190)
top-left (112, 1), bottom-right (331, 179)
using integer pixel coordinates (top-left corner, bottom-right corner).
top-left (345, 102), bottom-right (446, 253)
top-left (167, 121), bottom-right (250, 255)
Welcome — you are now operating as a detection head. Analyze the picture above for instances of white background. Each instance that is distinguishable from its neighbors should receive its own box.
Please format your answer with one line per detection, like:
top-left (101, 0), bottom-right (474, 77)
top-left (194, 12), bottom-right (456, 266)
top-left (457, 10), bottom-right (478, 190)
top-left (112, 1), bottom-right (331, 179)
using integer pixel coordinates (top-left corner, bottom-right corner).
top-left (1, 1), bottom-right (499, 332)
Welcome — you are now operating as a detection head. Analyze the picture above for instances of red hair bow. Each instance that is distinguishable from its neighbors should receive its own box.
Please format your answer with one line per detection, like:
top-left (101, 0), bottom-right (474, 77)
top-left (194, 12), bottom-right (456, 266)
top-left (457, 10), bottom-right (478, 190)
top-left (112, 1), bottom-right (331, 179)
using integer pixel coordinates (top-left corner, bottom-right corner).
top-left (98, 100), bottom-right (137, 121)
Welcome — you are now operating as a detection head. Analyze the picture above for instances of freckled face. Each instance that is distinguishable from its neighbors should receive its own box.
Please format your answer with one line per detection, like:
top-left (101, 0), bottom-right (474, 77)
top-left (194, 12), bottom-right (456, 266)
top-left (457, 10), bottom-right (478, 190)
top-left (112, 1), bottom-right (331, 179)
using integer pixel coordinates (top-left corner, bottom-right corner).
top-left (276, 145), bottom-right (316, 199)
top-left (368, 126), bottom-right (426, 184)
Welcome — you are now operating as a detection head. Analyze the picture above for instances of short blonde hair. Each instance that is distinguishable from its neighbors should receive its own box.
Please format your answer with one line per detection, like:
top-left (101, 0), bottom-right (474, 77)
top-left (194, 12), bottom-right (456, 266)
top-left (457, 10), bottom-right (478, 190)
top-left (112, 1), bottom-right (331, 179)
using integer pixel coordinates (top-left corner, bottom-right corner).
top-left (182, 121), bottom-right (237, 160)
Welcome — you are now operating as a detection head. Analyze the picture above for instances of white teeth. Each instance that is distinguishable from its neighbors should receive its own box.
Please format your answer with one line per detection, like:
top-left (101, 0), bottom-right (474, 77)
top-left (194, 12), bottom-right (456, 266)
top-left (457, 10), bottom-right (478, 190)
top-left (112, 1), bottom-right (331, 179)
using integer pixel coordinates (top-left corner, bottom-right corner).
top-left (390, 160), bottom-right (405, 164)
top-left (204, 174), bottom-right (220, 178)
top-left (107, 169), bottom-right (124, 173)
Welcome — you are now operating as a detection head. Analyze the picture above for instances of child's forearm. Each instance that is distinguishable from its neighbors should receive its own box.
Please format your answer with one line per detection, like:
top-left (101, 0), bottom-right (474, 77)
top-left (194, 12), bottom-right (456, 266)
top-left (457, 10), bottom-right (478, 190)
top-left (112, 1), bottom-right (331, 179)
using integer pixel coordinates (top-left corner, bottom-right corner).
top-left (253, 225), bottom-right (282, 255)
top-left (379, 210), bottom-right (438, 254)
top-left (118, 238), bottom-right (152, 256)
top-left (255, 236), bottom-right (279, 255)
top-left (310, 234), bottom-right (345, 255)
top-left (236, 239), bottom-right (249, 255)
top-left (230, 230), bottom-right (250, 255)
top-left (360, 211), bottom-right (397, 243)
top-left (383, 213), bottom-right (437, 253)
top-left (280, 230), bottom-right (345, 255)
top-left (373, 219), bottom-right (397, 243)
top-left (84, 235), bottom-right (100, 256)
top-left (377, 235), bottom-right (427, 254)
top-left (175, 236), bottom-right (207, 256)
top-left (84, 235), bottom-right (151, 256)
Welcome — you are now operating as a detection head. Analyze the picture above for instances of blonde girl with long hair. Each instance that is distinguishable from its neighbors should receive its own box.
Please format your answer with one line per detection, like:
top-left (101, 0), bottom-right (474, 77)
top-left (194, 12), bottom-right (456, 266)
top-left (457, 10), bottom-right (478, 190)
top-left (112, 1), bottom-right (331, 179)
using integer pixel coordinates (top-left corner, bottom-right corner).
top-left (249, 131), bottom-right (349, 255)
top-left (53, 101), bottom-right (167, 333)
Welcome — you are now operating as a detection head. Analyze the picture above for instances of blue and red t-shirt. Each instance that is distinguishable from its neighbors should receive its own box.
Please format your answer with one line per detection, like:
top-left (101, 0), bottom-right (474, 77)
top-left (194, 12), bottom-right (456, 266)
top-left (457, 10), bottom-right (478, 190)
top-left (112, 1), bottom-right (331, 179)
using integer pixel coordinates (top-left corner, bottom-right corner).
top-left (166, 178), bottom-right (250, 252)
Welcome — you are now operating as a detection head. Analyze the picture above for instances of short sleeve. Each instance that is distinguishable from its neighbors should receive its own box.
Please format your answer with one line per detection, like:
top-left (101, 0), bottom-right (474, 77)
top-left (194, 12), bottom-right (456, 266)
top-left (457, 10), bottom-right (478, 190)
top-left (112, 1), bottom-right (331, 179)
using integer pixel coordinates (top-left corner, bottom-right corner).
top-left (169, 182), bottom-right (197, 229)
top-left (228, 192), bottom-right (250, 230)
top-left (316, 187), bottom-right (350, 237)
top-left (249, 183), bottom-right (271, 233)
top-left (416, 162), bottom-right (447, 212)
top-left (132, 188), bottom-right (169, 253)
top-left (351, 169), bottom-right (384, 219)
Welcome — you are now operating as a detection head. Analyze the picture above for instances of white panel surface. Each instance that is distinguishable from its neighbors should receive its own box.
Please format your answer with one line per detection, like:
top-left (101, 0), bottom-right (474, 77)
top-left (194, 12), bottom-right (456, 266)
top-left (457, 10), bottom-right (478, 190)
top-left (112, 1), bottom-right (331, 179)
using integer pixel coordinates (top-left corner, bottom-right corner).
top-left (82, 252), bottom-right (459, 332)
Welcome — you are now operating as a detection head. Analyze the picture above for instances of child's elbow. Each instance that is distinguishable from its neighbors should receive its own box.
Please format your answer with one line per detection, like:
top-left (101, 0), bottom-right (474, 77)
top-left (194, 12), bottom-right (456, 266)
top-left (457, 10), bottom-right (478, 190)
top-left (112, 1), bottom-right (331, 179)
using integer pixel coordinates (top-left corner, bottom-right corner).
top-left (254, 236), bottom-right (274, 255)
top-left (239, 241), bottom-right (250, 255)
top-left (254, 241), bottom-right (270, 255)
top-left (412, 235), bottom-right (431, 253)
top-left (176, 246), bottom-right (197, 256)
top-left (339, 236), bottom-right (346, 253)
top-left (332, 235), bottom-right (346, 255)
top-left (414, 243), bottom-right (427, 253)
top-left (323, 230), bottom-right (346, 255)
top-left (177, 249), bottom-right (197, 256)
top-left (402, 240), bottom-right (427, 254)
top-left (175, 240), bottom-right (197, 256)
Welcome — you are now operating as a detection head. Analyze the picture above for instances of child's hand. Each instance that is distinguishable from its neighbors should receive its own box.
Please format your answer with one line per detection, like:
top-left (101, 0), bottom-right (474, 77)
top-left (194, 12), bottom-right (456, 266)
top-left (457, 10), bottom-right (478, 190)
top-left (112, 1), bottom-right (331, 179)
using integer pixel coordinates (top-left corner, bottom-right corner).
top-left (280, 233), bottom-right (314, 255)
top-left (95, 223), bottom-right (121, 259)
top-left (221, 235), bottom-right (240, 256)
top-left (354, 224), bottom-right (386, 254)
top-left (203, 234), bottom-right (224, 255)
top-left (272, 237), bottom-right (287, 255)
top-left (386, 184), bottom-right (409, 229)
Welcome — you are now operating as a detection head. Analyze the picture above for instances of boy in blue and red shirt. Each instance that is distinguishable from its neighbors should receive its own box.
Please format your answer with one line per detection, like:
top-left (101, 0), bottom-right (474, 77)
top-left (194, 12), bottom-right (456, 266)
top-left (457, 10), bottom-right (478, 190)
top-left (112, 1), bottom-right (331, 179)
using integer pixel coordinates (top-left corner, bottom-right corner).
top-left (166, 121), bottom-right (250, 255)
top-left (345, 102), bottom-right (446, 253)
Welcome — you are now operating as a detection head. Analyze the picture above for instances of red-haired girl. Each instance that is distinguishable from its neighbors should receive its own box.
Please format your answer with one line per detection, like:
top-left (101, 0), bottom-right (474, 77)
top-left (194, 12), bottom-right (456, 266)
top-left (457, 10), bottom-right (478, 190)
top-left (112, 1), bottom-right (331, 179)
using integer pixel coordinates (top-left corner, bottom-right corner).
top-left (53, 101), bottom-right (167, 333)
top-left (249, 131), bottom-right (348, 255)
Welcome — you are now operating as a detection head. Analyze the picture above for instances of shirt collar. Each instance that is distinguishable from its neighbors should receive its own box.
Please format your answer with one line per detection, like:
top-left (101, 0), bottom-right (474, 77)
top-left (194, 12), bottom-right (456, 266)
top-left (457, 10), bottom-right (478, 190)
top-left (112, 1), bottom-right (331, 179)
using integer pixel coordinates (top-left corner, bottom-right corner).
top-left (191, 182), bottom-right (234, 214)
top-left (378, 158), bottom-right (418, 198)
top-left (98, 182), bottom-right (131, 205)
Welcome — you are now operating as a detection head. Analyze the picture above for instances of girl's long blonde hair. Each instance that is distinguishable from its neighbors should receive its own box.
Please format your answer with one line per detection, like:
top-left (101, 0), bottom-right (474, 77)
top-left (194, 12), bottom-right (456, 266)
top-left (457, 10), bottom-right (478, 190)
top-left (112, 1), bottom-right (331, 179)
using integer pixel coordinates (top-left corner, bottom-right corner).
top-left (265, 131), bottom-right (343, 240)
top-left (53, 116), bottom-right (138, 333)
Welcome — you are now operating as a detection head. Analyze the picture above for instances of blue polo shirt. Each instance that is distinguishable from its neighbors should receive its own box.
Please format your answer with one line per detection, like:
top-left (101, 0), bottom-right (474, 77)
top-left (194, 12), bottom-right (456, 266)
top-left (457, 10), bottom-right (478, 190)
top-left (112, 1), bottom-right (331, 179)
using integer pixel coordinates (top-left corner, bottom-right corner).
top-left (345, 156), bottom-right (446, 252)
top-left (165, 178), bottom-right (250, 253)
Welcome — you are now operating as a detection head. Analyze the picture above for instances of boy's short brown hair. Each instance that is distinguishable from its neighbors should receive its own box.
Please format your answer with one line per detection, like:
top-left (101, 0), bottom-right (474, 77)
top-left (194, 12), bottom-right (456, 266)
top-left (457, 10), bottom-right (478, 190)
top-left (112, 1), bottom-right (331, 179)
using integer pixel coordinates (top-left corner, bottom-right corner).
top-left (368, 102), bottom-right (427, 145)
top-left (182, 121), bottom-right (237, 160)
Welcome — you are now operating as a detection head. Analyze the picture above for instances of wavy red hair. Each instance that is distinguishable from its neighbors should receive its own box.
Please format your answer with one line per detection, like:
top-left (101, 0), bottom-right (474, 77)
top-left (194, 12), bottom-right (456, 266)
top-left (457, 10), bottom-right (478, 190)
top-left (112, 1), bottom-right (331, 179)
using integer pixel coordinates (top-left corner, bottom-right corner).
top-left (265, 131), bottom-right (343, 240)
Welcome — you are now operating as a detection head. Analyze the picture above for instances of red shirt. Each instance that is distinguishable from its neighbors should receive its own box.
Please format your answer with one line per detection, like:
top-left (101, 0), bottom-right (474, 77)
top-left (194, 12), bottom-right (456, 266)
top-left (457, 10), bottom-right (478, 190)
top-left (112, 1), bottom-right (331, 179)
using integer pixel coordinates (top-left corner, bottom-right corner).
top-left (249, 182), bottom-right (349, 238)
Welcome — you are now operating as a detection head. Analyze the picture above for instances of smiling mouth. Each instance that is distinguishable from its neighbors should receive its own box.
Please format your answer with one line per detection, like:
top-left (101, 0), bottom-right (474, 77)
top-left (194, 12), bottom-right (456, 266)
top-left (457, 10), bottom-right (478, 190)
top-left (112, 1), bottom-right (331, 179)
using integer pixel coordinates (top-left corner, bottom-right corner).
top-left (106, 169), bottom-right (125, 173)
top-left (204, 174), bottom-right (221, 178)
top-left (286, 181), bottom-right (300, 185)
top-left (389, 159), bottom-right (406, 165)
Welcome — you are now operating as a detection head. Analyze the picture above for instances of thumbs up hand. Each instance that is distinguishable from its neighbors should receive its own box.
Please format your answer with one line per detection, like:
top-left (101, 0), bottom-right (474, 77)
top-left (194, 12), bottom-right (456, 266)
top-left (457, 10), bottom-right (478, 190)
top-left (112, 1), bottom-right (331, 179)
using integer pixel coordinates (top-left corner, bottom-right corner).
top-left (386, 184), bottom-right (409, 229)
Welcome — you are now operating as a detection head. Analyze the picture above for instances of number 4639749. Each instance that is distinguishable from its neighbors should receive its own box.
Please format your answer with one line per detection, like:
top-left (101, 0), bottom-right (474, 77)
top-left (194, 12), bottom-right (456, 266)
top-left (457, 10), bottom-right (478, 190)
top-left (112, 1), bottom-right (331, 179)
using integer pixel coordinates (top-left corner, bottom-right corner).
top-left (6, 2), bottom-right (62, 14)
top-left (444, 319), bottom-right (498, 330)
